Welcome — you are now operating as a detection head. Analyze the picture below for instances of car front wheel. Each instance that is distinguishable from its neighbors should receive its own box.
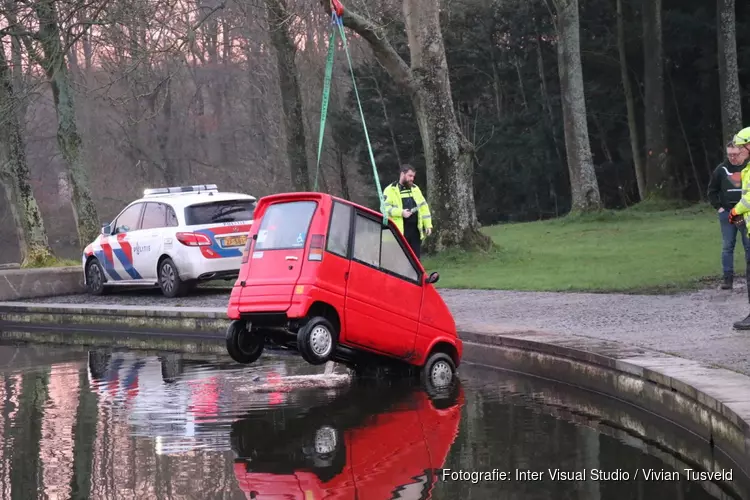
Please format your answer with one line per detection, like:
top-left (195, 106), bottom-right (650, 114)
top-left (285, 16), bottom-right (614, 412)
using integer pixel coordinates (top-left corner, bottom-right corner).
top-left (297, 316), bottom-right (338, 365)
top-left (421, 352), bottom-right (456, 396)
top-left (85, 259), bottom-right (107, 295)
top-left (158, 257), bottom-right (186, 298)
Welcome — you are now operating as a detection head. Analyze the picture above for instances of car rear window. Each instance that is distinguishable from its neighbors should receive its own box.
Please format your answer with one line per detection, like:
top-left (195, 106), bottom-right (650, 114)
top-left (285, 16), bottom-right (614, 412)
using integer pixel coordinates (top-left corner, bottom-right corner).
top-left (255, 201), bottom-right (317, 250)
top-left (184, 199), bottom-right (256, 225)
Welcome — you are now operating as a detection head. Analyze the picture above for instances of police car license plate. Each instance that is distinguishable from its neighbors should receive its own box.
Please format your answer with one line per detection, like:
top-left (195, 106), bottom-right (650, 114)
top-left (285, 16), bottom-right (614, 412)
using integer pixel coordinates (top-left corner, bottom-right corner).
top-left (222, 235), bottom-right (247, 247)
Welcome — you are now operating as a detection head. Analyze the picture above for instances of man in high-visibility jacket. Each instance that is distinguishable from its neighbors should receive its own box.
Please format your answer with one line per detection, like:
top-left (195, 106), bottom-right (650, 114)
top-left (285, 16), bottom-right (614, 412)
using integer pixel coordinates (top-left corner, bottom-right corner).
top-left (382, 164), bottom-right (432, 258)
top-left (727, 126), bottom-right (750, 329)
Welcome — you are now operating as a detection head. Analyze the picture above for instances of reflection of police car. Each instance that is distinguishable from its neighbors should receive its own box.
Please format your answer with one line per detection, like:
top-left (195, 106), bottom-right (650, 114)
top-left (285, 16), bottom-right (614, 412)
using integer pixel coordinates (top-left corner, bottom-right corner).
top-left (83, 184), bottom-right (256, 297)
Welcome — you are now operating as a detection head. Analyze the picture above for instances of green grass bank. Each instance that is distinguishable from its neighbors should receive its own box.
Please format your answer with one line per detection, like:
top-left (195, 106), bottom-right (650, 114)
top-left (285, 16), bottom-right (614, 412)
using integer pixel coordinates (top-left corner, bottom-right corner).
top-left (423, 202), bottom-right (739, 294)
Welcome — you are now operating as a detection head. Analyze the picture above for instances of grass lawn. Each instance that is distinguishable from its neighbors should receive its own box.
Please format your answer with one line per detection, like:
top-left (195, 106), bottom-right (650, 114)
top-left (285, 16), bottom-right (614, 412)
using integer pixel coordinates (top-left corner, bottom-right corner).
top-left (422, 202), bottom-right (741, 294)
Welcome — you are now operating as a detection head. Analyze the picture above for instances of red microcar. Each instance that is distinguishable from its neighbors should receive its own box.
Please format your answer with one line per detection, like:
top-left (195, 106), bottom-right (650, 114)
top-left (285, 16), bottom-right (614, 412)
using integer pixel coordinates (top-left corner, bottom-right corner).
top-left (225, 192), bottom-right (462, 389)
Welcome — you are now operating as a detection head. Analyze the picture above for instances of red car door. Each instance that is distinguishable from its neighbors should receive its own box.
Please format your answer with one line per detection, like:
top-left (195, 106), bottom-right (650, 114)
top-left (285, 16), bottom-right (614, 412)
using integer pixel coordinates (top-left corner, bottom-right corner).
top-left (344, 211), bottom-right (422, 358)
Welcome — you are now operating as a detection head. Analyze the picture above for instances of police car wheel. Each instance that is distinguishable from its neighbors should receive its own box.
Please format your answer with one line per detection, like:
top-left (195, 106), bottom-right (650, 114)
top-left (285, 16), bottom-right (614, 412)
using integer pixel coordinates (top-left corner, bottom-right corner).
top-left (158, 257), bottom-right (185, 298)
top-left (297, 316), bottom-right (338, 365)
top-left (85, 259), bottom-right (107, 295)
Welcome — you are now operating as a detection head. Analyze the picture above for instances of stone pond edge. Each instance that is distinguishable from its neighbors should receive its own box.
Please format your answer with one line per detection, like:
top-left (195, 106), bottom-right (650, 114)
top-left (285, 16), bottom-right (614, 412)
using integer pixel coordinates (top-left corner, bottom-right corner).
top-left (1, 302), bottom-right (748, 484)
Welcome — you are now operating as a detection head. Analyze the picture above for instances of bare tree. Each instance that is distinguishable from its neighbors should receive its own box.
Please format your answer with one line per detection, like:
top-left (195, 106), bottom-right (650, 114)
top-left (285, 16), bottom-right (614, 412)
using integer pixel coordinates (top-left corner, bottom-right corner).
top-left (266, 0), bottom-right (310, 191)
top-left (0, 37), bottom-right (54, 265)
top-left (546, 0), bottom-right (602, 212)
top-left (642, 0), bottom-right (671, 197)
top-left (321, 0), bottom-right (492, 251)
top-left (15, 0), bottom-right (102, 246)
top-left (617, 0), bottom-right (645, 201)
top-left (717, 0), bottom-right (741, 145)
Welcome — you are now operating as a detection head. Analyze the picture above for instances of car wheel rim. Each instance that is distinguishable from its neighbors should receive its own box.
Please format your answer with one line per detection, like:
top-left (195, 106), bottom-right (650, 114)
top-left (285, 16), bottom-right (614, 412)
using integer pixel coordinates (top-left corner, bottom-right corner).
top-left (309, 326), bottom-right (332, 357)
top-left (238, 332), bottom-right (259, 355)
top-left (88, 264), bottom-right (102, 289)
top-left (430, 360), bottom-right (453, 387)
top-left (314, 426), bottom-right (336, 454)
top-left (161, 263), bottom-right (174, 292)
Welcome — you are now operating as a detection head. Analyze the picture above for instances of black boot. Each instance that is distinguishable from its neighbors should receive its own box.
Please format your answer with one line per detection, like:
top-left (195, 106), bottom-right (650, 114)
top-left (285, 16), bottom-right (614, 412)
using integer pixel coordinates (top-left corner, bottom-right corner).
top-left (733, 313), bottom-right (750, 330)
top-left (721, 274), bottom-right (734, 290)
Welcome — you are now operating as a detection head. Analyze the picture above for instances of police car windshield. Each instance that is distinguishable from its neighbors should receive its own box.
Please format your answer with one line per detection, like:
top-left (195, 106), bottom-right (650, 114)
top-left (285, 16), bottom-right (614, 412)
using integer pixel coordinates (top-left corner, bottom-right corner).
top-left (184, 200), bottom-right (255, 225)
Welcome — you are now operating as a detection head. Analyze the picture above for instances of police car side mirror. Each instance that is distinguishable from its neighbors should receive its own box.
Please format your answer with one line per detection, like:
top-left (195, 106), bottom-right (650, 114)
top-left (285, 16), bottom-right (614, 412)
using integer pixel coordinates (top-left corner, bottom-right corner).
top-left (101, 223), bottom-right (111, 235)
top-left (426, 271), bottom-right (439, 284)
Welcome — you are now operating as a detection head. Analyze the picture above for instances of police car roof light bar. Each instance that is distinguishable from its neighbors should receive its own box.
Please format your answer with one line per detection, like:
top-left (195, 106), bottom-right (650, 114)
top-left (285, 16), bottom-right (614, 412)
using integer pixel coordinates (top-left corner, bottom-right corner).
top-left (143, 184), bottom-right (219, 197)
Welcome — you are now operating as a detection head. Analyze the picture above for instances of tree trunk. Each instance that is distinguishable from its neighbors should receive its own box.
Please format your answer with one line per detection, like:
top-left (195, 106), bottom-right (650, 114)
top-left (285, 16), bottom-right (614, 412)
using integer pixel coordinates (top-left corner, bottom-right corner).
top-left (642, 0), bottom-right (671, 198)
top-left (717, 0), bottom-right (742, 145)
top-left (0, 40), bottom-right (54, 266)
top-left (617, 0), bottom-right (646, 200)
top-left (325, 0), bottom-right (492, 251)
top-left (34, 0), bottom-right (100, 247)
top-left (550, 0), bottom-right (602, 212)
top-left (267, 0), bottom-right (310, 191)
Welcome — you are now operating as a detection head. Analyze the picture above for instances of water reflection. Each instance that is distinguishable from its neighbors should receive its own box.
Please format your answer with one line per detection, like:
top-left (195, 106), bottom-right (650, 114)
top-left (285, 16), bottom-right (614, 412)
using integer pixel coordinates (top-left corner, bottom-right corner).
top-left (0, 343), bottom-right (745, 500)
top-left (230, 380), bottom-right (463, 498)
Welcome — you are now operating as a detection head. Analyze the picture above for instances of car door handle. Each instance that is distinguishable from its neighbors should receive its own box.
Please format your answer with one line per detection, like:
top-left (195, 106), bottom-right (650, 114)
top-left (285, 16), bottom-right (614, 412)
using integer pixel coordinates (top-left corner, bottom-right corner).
top-left (286, 256), bottom-right (298, 261)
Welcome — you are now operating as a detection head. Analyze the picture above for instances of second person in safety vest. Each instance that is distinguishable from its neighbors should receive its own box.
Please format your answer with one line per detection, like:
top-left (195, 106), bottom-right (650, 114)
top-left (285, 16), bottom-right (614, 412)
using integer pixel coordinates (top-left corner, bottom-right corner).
top-left (727, 126), bottom-right (750, 330)
top-left (382, 164), bottom-right (432, 259)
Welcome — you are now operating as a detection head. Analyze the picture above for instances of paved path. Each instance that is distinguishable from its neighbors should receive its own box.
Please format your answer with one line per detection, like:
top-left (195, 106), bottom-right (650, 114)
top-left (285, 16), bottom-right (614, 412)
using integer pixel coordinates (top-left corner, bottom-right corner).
top-left (20, 283), bottom-right (750, 375)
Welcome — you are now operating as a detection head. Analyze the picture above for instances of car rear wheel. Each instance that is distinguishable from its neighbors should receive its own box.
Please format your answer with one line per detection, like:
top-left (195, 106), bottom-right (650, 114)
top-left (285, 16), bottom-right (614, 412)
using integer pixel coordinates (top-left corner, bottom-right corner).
top-left (297, 316), bottom-right (338, 365)
top-left (226, 320), bottom-right (264, 364)
top-left (158, 257), bottom-right (186, 298)
top-left (85, 259), bottom-right (107, 295)
top-left (421, 352), bottom-right (456, 396)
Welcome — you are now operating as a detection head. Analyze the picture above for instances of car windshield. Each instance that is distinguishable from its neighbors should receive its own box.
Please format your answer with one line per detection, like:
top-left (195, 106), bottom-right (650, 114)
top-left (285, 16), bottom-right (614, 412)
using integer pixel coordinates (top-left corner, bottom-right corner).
top-left (184, 199), bottom-right (255, 225)
top-left (255, 201), bottom-right (317, 251)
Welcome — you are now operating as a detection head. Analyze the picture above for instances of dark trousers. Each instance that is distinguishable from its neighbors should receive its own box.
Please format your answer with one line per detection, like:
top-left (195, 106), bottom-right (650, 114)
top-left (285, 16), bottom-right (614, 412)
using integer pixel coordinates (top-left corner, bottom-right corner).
top-left (719, 209), bottom-right (750, 276)
top-left (405, 231), bottom-right (421, 259)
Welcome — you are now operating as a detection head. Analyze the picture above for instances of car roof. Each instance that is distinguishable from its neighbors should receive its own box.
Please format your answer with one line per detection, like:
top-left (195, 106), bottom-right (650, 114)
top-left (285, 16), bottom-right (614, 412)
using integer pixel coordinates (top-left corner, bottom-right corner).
top-left (256, 191), bottom-right (384, 219)
top-left (130, 191), bottom-right (257, 211)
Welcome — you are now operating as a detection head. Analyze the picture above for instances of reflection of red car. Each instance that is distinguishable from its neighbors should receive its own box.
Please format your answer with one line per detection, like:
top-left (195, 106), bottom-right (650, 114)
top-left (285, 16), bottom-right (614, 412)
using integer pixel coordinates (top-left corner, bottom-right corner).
top-left (231, 382), bottom-right (464, 499)
top-left (225, 192), bottom-right (462, 390)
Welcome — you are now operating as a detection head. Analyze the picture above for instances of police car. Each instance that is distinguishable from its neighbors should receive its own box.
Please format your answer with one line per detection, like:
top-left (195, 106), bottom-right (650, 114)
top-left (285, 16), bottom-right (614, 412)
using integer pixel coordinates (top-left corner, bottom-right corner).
top-left (83, 184), bottom-right (256, 297)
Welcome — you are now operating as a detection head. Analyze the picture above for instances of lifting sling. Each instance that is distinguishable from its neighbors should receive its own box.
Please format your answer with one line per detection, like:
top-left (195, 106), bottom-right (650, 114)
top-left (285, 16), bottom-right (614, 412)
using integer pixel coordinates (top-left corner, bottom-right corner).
top-left (313, 5), bottom-right (388, 225)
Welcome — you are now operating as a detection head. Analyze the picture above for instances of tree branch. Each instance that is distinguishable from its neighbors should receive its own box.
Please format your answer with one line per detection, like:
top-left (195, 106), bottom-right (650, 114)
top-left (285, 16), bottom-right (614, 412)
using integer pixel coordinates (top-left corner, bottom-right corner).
top-left (319, 0), bottom-right (416, 95)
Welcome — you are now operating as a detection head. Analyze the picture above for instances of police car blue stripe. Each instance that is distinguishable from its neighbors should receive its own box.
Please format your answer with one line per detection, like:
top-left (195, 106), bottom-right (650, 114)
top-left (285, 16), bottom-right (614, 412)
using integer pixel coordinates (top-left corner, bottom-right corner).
top-left (95, 250), bottom-right (123, 281)
top-left (113, 248), bottom-right (143, 280)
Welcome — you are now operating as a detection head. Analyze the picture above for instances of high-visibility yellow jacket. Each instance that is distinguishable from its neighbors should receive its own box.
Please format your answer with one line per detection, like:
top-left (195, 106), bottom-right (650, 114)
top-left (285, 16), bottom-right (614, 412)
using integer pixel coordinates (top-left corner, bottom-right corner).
top-left (732, 165), bottom-right (750, 228)
top-left (382, 182), bottom-right (432, 240)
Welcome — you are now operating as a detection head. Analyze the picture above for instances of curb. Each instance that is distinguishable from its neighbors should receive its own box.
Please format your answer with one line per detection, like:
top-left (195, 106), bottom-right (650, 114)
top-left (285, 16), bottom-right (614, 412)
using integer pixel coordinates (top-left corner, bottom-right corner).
top-left (458, 329), bottom-right (750, 496)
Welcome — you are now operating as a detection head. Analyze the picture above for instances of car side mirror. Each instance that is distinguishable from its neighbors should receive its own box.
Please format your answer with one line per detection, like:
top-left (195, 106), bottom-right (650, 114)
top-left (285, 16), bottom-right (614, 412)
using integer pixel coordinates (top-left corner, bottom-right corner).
top-left (101, 223), bottom-right (111, 235)
top-left (426, 271), bottom-right (439, 284)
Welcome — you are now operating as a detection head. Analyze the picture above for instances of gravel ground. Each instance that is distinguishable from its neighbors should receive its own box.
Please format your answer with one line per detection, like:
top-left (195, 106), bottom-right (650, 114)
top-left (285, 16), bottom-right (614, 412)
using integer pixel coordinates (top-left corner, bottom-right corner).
top-left (17, 281), bottom-right (750, 375)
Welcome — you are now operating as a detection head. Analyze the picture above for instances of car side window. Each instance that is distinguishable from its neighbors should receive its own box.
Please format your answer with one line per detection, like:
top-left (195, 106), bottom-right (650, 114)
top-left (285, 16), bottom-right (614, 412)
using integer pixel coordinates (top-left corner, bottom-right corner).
top-left (352, 213), bottom-right (381, 267)
top-left (141, 202), bottom-right (168, 230)
top-left (326, 202), bottom-right (352, 258)
top-left (166, 206), bottom-right (179, 227)
top-left (380, 226), bottom-right (419, 282)
top-left (113, 204), bottom-right (143, 234)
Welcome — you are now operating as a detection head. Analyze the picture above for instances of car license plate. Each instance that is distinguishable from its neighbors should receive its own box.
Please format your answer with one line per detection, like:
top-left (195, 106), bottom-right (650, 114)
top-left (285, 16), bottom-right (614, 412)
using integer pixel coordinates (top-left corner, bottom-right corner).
top-left (222, 235), bottom-right (247, 247)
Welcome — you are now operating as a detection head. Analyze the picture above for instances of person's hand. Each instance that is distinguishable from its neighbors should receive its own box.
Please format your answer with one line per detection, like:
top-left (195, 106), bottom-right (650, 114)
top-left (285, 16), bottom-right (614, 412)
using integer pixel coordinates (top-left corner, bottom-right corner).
top-left (402, 209), bottom-right (412, 218)
top-left (718, 207), bottom-right (725, 213)
top-left (425, 228), bottom-right (432, 237)
top-left (729, 208), bottom-right (744, 225)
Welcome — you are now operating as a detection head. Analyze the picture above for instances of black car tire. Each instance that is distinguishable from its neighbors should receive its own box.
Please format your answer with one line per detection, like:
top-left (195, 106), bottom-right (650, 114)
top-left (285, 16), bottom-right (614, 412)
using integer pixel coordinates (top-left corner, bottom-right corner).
top-left (297, 316), bottom-right (338, 365)
top-left (226, 320), bottom-right (264, 364)
top-left (421, 352), bottom-right (456, 397)
top-left (158, 257), bottom-right (186, 298)
top-left (85, 258), bottom-right (107, 295)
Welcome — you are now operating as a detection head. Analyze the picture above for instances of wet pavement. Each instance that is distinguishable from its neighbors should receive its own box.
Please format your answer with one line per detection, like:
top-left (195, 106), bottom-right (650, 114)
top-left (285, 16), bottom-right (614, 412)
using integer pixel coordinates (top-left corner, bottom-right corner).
top-left (19, 284), bottom-right (750, 376)
top-left (0, 341), bottom-right (744, 499)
